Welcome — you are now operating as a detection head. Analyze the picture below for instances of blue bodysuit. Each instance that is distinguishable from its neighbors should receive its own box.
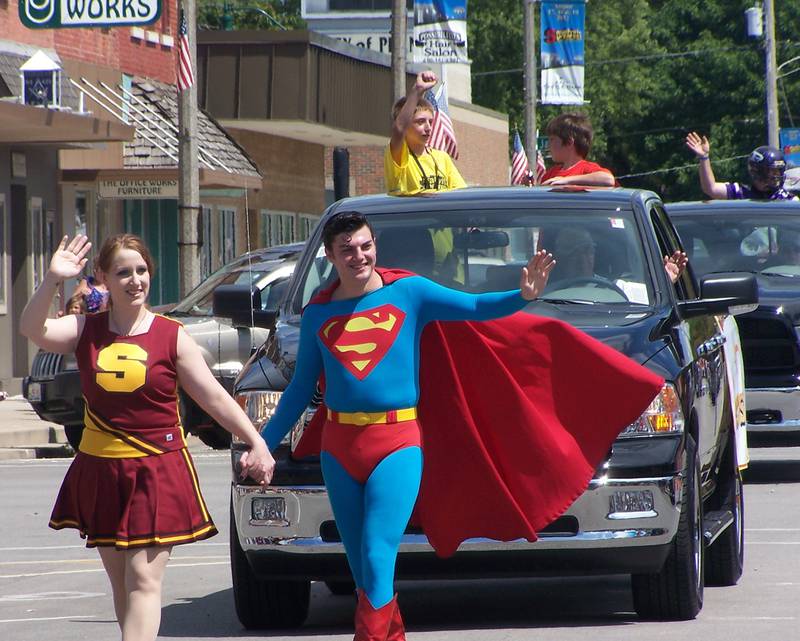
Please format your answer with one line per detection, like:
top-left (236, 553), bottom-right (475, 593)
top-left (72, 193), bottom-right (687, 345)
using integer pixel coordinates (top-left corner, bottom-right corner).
top-left (262, 275), bottom-right (527, 608)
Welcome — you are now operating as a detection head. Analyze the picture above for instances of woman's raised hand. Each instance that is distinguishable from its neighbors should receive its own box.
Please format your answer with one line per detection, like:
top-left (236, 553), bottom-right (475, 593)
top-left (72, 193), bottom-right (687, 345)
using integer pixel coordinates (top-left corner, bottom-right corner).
top-left (49, 235), bottom-right (92, 282)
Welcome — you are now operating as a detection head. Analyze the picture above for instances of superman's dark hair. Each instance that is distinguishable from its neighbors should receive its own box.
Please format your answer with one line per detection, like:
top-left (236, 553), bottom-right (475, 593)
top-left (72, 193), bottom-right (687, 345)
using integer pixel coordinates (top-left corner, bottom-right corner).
top-left (322, 211), bottom-right (375, 250)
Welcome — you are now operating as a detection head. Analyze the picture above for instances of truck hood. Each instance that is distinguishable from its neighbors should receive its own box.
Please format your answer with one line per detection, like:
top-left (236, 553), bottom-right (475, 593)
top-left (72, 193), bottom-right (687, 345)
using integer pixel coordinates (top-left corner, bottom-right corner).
top-left (235, 304), bottom-right (672, 392)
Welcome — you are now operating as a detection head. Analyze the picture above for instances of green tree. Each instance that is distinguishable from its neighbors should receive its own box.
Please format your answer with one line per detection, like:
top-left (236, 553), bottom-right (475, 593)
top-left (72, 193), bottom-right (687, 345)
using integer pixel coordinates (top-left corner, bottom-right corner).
top-left (197, 0), bottom-right (305, 31)
top-left (469, 0), bottom-right (800, 200)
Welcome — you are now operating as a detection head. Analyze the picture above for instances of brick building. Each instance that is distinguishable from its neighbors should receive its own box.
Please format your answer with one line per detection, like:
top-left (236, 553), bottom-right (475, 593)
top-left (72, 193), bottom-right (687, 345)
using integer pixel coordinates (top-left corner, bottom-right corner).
top-left (0, 2), bottom-right (258, 392)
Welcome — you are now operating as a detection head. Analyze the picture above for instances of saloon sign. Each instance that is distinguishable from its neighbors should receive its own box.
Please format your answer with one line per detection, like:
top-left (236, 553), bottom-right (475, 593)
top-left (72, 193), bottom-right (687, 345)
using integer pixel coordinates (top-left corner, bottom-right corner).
top-left (20, 0), bottom-right (161, 28)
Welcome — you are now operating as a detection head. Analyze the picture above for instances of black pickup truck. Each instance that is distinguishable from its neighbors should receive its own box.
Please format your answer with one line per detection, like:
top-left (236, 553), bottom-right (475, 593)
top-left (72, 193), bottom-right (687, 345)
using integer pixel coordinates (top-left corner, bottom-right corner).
top-left (226, 187), bottom-right (756, 628)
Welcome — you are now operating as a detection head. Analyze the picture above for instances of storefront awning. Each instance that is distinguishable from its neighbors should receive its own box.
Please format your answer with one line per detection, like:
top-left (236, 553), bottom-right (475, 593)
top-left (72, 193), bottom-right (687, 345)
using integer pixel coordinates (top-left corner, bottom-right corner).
top-left (0, 100), bottom-right (133, 145)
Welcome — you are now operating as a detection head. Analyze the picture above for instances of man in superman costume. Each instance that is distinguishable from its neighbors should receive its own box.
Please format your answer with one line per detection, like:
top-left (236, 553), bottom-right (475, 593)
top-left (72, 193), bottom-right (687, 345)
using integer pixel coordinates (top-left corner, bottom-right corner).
top-left (261, 212), bottom-right (663, 640)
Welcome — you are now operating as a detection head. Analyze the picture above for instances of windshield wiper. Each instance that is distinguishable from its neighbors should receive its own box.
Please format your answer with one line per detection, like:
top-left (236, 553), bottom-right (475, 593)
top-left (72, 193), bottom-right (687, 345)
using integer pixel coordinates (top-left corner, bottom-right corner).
top-left (536, 298), bottom-right (597, 305)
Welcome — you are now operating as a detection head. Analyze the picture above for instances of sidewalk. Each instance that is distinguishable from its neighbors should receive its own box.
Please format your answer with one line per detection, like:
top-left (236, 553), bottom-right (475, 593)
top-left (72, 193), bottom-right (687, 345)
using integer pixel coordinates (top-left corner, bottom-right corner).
top-left (0, 395), bottom-right (71, 460)
top-left (0, 395), bottom-right (211, 460)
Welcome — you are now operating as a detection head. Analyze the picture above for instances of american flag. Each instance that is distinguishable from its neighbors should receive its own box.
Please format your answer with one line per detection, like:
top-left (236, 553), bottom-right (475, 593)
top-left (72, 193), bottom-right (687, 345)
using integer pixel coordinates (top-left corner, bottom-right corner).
top-left (511, 131), bottom-right (531, 185)
top-left (536, 148), bottom-right (547, 184)
top-left (424, 85), bottom-right (459, 160)
top-left (177, 9), bottom-right (195, 92)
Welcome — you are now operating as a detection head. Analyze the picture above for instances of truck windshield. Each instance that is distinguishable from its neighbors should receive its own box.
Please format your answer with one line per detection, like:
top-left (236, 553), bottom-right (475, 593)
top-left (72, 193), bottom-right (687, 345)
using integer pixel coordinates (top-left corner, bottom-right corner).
top-left (672, 212), bottom-right (800, 278)
top-left (292, 207), bottom-right (653, 312)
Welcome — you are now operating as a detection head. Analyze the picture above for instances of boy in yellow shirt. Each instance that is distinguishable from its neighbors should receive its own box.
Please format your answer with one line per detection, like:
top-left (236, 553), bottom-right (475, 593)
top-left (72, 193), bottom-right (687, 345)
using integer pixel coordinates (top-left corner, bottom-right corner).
top-left (384, 71), bottom-right (466, 195)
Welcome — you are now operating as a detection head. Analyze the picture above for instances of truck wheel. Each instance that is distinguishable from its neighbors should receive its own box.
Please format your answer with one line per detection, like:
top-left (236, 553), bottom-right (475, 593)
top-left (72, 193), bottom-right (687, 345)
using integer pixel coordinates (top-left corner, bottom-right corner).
top-left (229, 502), bottom-right (310, 629)
top-left (325, 580), bottom-right (356, 596)
top-left (64, 425), bottom-right (83, 451)
top-left (705, 435), bottom-right (744, 586)
top-left (632, 435), bottom-right (704, 620)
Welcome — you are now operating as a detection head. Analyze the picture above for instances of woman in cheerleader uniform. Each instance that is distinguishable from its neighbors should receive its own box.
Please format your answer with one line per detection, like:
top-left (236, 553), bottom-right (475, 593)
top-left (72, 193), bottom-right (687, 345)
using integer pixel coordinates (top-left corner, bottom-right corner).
top-left (20, 233), bottom-right (274, 641)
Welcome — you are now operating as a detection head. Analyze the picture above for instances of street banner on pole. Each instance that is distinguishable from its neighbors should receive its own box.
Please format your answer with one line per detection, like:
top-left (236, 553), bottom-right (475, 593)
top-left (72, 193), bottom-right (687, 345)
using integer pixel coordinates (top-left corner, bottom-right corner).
top-left (540, 0), bottom-right (586, 105)
top-left (780, 128), bottom-right (800, 167)
top-left (20, 0), bottom-right (161, 28)
top-left (413, 1), bottom-right (468, 64)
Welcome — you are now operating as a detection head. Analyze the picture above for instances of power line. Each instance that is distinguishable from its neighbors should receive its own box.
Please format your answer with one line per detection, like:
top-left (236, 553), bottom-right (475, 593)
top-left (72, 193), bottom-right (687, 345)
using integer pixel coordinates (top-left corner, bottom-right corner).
top-left (472, 44), bottom-right (755, 78)
top-left (617, 155), bottom-right (748, 180)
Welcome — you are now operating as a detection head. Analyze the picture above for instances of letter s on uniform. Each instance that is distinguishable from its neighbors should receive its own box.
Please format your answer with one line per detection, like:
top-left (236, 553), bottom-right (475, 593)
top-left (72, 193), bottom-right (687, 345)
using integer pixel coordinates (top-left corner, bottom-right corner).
top-left (96, 343), bottom-right (148, 393)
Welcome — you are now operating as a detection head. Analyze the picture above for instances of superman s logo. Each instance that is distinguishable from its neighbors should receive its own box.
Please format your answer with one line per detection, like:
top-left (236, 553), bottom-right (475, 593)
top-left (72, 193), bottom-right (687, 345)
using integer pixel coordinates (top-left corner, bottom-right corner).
top-left (318, 304), bottom-right (406, 380)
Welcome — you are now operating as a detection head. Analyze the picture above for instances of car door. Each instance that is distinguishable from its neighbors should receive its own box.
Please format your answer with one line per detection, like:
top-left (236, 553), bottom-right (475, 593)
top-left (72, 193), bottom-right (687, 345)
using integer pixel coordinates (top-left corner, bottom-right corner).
top-left (648, 201), bottom-right (727, 476)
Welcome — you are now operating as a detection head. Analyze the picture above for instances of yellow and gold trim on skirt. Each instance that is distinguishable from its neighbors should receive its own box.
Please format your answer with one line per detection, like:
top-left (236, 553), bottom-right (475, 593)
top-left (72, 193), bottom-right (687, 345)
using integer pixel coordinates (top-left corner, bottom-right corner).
top-left (79, 402), bottom-right (187, 458)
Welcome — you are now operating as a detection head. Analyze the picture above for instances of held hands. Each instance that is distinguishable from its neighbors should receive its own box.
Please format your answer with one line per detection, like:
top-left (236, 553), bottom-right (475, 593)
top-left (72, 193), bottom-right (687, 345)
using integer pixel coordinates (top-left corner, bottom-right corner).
top-left (50, 235), bottom-right (92, 282)
top-left (664, 251), bottom-right (688, 284)
top-left (415, 70), bottom-right (437, 95)
top-left (686, 132), bottom-right (710, 159)
top-left (238, 439), bottom-right (276, 486)
top-left (520, 250), bottom-right (556, 300)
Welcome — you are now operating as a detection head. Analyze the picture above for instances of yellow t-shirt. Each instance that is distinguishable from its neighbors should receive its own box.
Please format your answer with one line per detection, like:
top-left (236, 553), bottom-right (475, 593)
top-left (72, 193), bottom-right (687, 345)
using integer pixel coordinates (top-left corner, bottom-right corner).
top-left (384, 141), bottom-right (467, 195)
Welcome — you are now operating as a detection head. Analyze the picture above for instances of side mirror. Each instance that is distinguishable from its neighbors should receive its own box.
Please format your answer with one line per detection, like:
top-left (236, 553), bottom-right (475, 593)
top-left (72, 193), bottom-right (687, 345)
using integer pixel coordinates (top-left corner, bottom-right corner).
top-left (678, 272), bottom-right (759, 319)
top-left (212, 284), bottom-right (277, 329)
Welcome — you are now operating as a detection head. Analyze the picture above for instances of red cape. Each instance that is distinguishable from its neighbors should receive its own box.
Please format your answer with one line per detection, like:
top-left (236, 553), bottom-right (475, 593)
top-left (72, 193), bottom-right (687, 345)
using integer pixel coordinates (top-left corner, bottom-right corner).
top-left (294, 268), bottom-right (664, 558)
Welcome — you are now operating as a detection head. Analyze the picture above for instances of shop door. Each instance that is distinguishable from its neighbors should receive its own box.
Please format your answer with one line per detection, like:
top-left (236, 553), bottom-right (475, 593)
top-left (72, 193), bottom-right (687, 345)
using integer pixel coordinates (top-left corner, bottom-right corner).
top-left (124, 199), bottom-right (179, 306)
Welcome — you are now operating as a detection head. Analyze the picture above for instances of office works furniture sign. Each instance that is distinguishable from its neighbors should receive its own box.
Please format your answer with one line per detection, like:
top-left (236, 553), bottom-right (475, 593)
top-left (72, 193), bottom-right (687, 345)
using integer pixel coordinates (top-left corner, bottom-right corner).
top-left (20, 0), bottom-right (161, 28)
top-left (99, 179), bottom-right (178, 199)
top-left (540, 0), bottom-right (586, 105)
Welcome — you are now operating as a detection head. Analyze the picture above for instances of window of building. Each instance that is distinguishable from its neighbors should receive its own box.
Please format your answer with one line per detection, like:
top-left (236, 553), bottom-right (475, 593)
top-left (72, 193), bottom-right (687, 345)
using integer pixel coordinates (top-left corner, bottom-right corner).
top-left (74, 190), bottom-right (89, 237)
top-left (260, 210), bottom-right (296, 247)
top-left (0, 194), bottom-right (6, 314)
top-left (299, 214), bottom-right (320, 240)
top-left (200, 205), bottom-right (213, 279)
top-left (30, 197), bottom-right (46, 290)
top-left (219, 207), bottom-right (236, 264)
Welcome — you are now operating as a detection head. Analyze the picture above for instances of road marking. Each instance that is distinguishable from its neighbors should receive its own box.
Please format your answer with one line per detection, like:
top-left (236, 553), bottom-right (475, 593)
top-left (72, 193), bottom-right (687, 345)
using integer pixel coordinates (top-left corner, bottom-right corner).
top-left (707, 616), bottom-right (796, 621)
top-left (0, 561), bottom-right (228, 579)
top-left (0, 615), bottom-right (96, 624)
top-left (0, 591), bottom-right (104, 602)
top-left (0, 542), bottom-right (227, 552)
top-left (0, 555), bottom-right (226, 566)
top-left (745, 541), bottom-right (800, 545)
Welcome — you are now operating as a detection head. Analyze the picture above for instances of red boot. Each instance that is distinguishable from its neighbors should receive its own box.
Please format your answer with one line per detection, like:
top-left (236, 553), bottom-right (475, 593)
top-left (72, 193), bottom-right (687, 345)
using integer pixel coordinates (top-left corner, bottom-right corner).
top-left (353, 590), bottom-right (395, 641)
top-left (386, 597), bottom-right (406, 641)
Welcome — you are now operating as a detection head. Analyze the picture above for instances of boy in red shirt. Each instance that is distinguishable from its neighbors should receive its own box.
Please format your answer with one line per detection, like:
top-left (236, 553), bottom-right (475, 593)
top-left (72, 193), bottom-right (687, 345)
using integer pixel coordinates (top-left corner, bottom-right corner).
top-left (539, 113), bottom-right (616, 187)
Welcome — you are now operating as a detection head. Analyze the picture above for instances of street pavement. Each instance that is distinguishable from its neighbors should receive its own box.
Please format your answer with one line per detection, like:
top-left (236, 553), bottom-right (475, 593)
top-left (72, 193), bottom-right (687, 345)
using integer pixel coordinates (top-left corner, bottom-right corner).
top-left (1, 446), bottom-right (800, 640)
top-left (0, 395), bottom-right (207, 459)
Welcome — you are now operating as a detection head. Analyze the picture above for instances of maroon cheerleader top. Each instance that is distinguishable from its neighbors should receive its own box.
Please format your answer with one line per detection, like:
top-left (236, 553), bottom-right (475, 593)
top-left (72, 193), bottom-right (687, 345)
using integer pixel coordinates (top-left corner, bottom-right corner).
top-left (49, 312), bottom-right (218, 548)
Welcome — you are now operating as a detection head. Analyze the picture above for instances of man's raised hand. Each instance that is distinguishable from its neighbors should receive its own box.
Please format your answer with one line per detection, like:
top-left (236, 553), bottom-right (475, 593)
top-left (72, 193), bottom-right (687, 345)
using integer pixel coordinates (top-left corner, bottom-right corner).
top-left (415, 71), bottom-right (437, 94)
top-left (520, 250), bottom-right (556, 300)
top-left (686, 132), bottom-right (710, 158)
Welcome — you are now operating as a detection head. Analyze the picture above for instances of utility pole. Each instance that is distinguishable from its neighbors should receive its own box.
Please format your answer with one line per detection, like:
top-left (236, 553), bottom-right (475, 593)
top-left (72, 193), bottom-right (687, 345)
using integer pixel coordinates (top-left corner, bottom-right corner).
top-left (391, 0), bottom-right (407, 101)
top-left (177, 0), bottom-right (201, 298)
top-left (523, 0), bottom-right (537, 169)
top-left (764, 0), bottom-right (779, 147)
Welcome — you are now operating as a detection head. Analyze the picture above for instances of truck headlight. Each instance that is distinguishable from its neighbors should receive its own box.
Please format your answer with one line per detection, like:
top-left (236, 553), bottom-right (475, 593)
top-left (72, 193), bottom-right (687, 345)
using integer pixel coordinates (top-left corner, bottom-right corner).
top-left (234, 390), bottom-right (284, 444)
top-left (619, 383), bottom-right (684, 436)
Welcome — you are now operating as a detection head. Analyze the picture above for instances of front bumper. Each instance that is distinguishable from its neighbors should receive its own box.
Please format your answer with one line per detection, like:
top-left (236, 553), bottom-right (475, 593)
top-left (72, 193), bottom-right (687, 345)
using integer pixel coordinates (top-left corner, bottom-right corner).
top-left (231, 473), bottom-right (682, 581)
top-left (23, 372), bottom-right (83, 426)
top-left (746, 387), bottom-right (800, 435)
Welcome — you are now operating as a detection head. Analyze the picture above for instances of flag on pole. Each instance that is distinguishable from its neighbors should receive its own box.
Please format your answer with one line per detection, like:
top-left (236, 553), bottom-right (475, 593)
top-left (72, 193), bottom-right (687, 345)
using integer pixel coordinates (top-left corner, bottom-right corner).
top-left (536, 148), bottom-right (547, 184)
top-left (177, 9), bottom-right (195, 92)
top-left (425, 85), bottom-right (459, 160)
top-left (511, 131), bottom-right (531, 185)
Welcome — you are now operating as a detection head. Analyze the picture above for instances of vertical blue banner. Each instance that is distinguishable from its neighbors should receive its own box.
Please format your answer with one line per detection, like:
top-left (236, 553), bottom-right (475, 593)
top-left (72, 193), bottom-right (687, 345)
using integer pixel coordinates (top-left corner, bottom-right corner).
top-left (780, 128), bottom-right (800, 167)
top-left (540, 1), bottom-right (586, 105)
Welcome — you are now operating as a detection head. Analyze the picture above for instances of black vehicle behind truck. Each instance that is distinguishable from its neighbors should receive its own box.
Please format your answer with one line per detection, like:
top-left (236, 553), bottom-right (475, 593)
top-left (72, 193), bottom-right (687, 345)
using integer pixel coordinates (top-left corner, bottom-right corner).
top-left (226, 188), bottom-right (756, 628)
top-left (668, 200), bottom-right (800, 442)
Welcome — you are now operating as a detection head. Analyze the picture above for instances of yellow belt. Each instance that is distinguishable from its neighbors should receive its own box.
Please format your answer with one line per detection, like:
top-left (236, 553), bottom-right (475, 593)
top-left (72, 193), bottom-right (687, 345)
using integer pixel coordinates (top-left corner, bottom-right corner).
top-left (326, 407), bottom-right (417, 427)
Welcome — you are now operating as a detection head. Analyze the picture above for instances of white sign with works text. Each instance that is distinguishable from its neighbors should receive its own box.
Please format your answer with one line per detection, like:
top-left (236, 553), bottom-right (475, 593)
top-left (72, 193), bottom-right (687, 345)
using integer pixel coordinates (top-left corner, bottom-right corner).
top-left (98, 178), bottom-right (178, 199)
